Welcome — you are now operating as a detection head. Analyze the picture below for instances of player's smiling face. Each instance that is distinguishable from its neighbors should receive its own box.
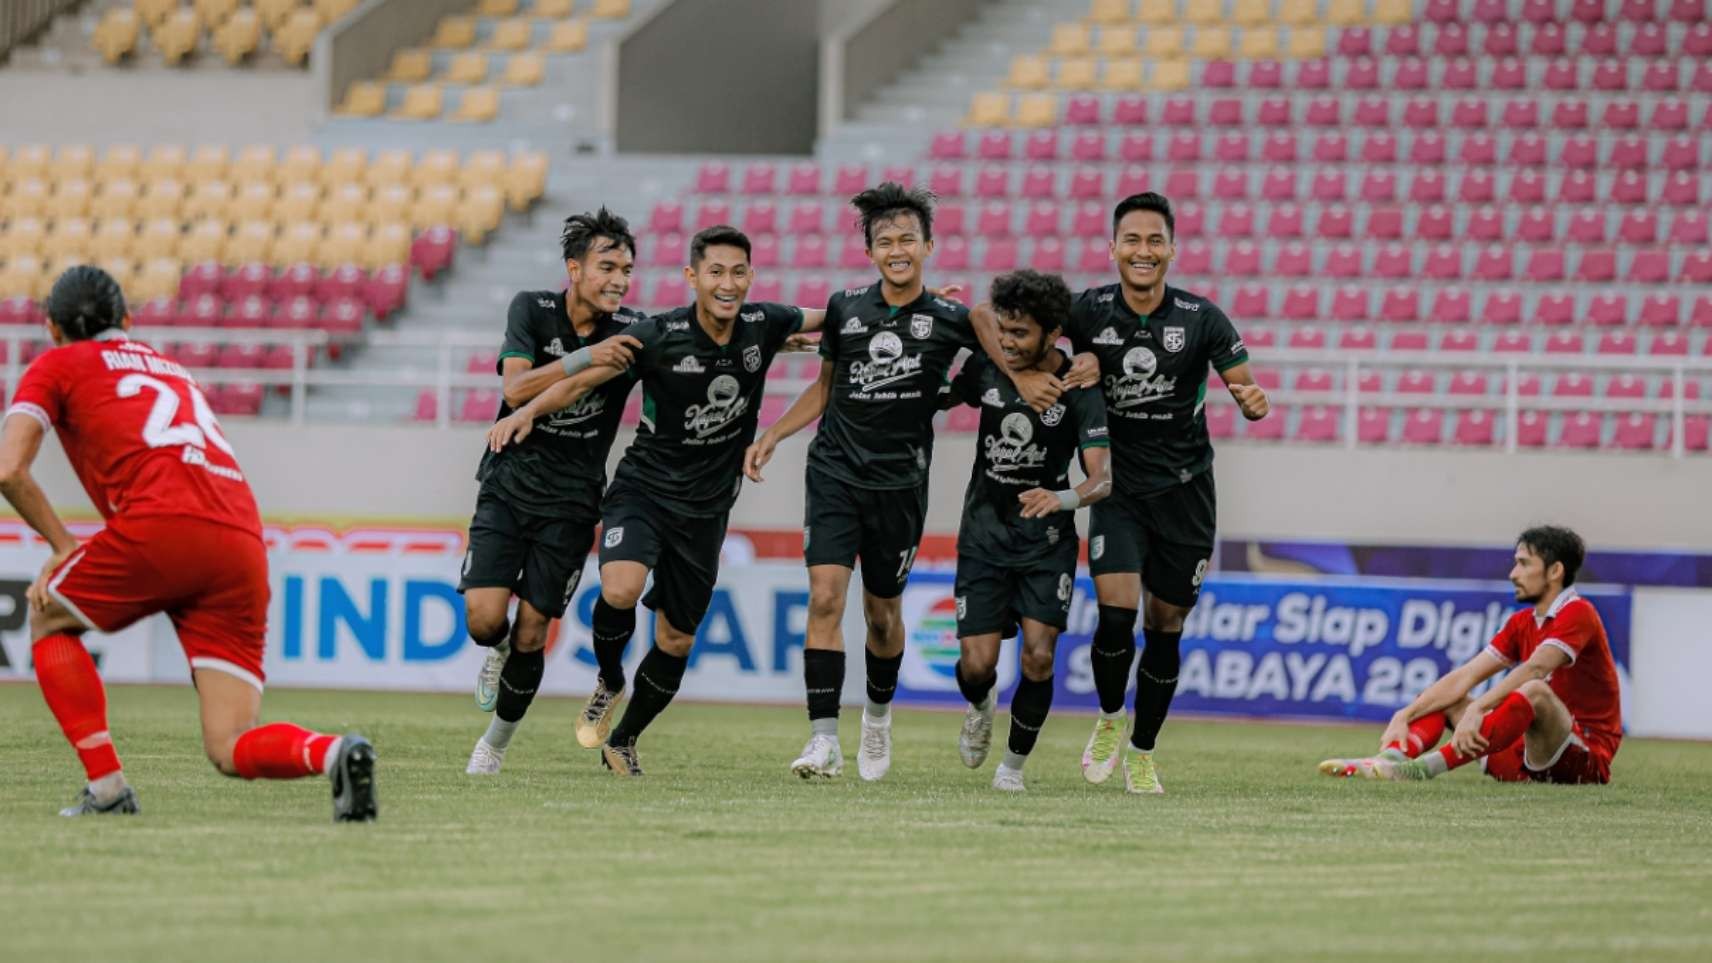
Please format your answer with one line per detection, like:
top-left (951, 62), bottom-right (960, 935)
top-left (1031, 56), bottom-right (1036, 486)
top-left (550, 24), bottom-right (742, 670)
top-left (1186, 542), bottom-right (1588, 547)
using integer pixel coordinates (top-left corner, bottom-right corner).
top-left (996, 312), bottom-right (1053, 372)
top-left (867, 213), bottom-right (932, 289)
top-left (568, 237), bottom-right (634, 314)
top-left (686, 244), bottom-right (752, 324)
top-left (1111, 210), bottom-right (1174, 290)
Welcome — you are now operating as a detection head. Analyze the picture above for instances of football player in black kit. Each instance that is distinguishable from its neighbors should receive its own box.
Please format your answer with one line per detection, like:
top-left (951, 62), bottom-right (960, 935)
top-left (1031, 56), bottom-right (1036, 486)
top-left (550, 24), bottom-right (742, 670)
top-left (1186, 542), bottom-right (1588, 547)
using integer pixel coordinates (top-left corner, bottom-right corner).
top-left (487, 225), bottom-right (826, 776)
top-left (940, 270), bottom-right (1111, 793)
top-left (970, 193), bottom-right (1269, 795)
top-left (459, 209), bottom-right (646, 776)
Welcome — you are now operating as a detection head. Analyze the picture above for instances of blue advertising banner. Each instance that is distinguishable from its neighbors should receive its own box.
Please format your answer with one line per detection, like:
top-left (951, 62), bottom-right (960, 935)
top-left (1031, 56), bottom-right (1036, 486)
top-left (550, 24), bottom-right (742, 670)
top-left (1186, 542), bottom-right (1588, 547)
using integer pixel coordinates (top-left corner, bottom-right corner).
top-left (893, 573), bottom-right (1633, 724)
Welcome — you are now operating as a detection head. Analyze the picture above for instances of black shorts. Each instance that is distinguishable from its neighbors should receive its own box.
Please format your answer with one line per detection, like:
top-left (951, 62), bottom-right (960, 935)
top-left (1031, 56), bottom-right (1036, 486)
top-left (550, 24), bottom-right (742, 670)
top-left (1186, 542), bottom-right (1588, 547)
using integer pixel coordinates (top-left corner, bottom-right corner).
top-left (802, 466), bottom-right (927, 599)
top-left (458, 490), bottom-right (595, 619)
top-left (598, 481), bottom-right (728, 634)
top-left (954, 540), bottom-right (1080, 639)
top-left (1088, 469), bottom-right (1216, 608)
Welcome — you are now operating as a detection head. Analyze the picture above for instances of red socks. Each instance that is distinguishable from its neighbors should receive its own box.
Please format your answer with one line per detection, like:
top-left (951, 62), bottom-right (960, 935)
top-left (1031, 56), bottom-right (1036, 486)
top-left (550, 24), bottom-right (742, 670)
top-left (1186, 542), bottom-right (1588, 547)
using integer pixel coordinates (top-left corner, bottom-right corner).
top-left (1438, 691), bottom-right (1535, 771)
top-left (34, 634), bottom-right (122, 781)
top-left (233, 723), bottom-right (339, 780)
top-left (1385, 713), bottom-right (1449, 758)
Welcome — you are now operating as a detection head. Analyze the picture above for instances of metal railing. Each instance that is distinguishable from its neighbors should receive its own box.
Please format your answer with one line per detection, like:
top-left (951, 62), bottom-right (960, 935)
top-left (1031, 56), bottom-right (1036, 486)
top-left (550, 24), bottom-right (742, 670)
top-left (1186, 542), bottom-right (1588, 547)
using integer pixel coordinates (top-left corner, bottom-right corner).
top-left (3, 327), bottom-right (1709, 454)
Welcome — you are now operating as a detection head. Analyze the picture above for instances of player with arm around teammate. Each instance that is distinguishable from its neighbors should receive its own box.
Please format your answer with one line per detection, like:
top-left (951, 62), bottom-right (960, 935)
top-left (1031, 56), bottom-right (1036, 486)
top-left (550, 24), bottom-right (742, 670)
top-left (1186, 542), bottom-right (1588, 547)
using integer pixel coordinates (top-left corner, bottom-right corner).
top-left (940, 270), bottom-right (1111, 792)
top-left (1319, 526), bottom-right (1622, 785)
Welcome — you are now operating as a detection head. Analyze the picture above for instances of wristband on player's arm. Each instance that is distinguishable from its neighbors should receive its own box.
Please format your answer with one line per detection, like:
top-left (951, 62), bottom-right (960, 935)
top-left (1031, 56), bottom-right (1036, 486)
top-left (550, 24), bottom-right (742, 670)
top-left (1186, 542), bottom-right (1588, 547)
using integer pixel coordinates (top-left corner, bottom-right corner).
top-left (1055, 489), bottom-right (1082, 511)
top-left (559, 346), bottom-right (594, 377)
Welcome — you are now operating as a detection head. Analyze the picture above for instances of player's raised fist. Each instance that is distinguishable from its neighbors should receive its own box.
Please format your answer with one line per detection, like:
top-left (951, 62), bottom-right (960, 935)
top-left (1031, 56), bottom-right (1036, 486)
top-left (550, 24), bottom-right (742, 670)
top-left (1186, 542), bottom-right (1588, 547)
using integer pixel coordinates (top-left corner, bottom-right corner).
top-left (486, 412), bottom-right (534, 452)
top-left (1013, 368), bottom-right (1065, 413)
top-left (590, 334), bottom-right (643, 369)
top-left (1229, 382), bottom-right (1270, 421)
top-left (1064, 351), bottom-right (1100, 390)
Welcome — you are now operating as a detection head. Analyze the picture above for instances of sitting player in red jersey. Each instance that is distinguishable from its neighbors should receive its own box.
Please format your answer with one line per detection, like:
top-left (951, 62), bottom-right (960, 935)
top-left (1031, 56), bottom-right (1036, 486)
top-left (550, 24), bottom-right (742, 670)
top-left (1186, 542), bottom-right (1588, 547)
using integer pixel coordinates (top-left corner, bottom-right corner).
top-left (0, 267), bottom-right (376, 820)
top-left (1318, 525), bottom-right (1621, 784)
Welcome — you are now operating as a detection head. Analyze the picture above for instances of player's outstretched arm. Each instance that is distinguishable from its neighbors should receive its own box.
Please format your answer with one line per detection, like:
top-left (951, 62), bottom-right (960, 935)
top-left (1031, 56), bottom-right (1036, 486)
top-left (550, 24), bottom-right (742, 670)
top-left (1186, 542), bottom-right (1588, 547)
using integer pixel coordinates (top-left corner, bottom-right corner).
top-left (744, 361), bottom-right (832, 483)
top-left (1377, 651), bottom-right (1506, 751)
top-left (1219, 362), bottom-right (1271, 421)
top-left (487, 365), bottom-right (624, 453)
top-left (969, 302), bottom-right (1063, 412)
top-left (500, 335), bottom-right (641, 409)
top-left (0, 414), bottom-right (81, 607)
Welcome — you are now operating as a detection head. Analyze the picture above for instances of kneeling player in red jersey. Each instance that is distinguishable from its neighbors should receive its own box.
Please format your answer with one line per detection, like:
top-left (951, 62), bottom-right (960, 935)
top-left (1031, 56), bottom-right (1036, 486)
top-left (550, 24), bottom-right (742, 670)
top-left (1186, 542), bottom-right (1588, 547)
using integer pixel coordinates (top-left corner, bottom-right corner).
top-left (1318, 525), bottom-right (1621, 785)
top-left (0, 267), bottom-right (376, 820)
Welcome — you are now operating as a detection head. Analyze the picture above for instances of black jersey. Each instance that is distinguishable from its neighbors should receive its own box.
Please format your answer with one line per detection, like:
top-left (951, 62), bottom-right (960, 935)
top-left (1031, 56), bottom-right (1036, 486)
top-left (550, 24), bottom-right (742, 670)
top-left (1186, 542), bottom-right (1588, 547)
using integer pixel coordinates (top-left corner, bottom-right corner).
top-left (608, 302), bottom-right (803, 517)
top-left (950, 353), bottom-right (1107, 563)
top-left (477, 290), bottom-right (646, 519)
top-left (805, 283), bottom-right (977, 490)
top-left (1065, 283), bottom-right (1247, 497)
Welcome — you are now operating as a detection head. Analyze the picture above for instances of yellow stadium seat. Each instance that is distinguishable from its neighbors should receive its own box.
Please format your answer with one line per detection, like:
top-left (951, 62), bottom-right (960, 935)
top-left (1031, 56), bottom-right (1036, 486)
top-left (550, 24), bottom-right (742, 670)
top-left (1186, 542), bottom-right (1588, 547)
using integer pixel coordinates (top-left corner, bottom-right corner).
top-left (92, 219), bottom-right (138, 262)
top-left (279, 146), bottom-right (322, 185)
top-left (1192, 27), bottom-right (1232, 59)
top-left (368, 184), bottom-right (415, 223)
top-left (479, 0), bottom-right (520, 15)
top-left (9, 144), bottom-right (51, 180)
top-left (95, 144), bottom-right (142, 183)
top-left (366, 223), bottom-right (412, 269)
top-left (100, 258), bottom-right (137, 295)
top-left (316, 0), bottom-right (361, 22)
top-left (322, 183), bottom-right (371, 223)
top-left (96, 178), bottom-right (142, 220)
top-left (139, 219), bottom-right (184, 261)
top-left (2, 179), bottom-right (50, 220)
top-left (545, 20), bottom-right (588, 52)
top-left (0, 257), bottom-right (47, 299)
top-left (140, 144), bottom-right (187, 184)
top-left (322, 222), bottom-right (368, 268)
top-left (180, 219), bottom-right (229, 263)
top-left (1099, 58), bottom-right (1145, 90)
top-left (0, 219), bottom-right (46, 261)
top-left (446, 51), bottom-right (489, 84)
top-left (395, 84), bottom-right (446, 120)
top-left (193, 0), bottom-right (238, 25)
top-left (274, 9), bottom-right (324, 66)
top-left (1014, 93), bottom-right (1057, 128)
top-left (213, 8), bottom-right (262, 65)
top-left (1231, 0), bottom-right (1271, 27)
top-left (185, 180), bottom-right (235, 221)
top-left (592, 0), bottom-right (631, 18)
top-left (1184, 0), bottom-right (1223, 26)
top-left (1374, 0), bottom-right (1413, 24)
top-left (966, 91), bottom-right (1010, 126)
top-left (386, 48), bottom-right (433, 83)
top-left (1239, 27), bottom-right (1281, 59)
top-left (1007, 54), bottom-right (1050, 90)
top-left (488, 17), bottom-right (534, 51)
top-left (152, 9), bottom-right (200, 65)
top-left (1089, 0), bottom-right (1132, 24)
top-left (413, 150), bottom-right (461, 189)
top-left (274, 182), bottom-right (323, 223)
top-left (1095, 26), bottom-right (1137, 56)
top-left (42, 217), bottom-right (92, 260)
top-left (133, 0), bottom-right (175, 26)
top-left (459, 150), bottom-right (507, 192)
top-left (272, 222), bottom-right (323, 265)
top-left (1277, 0), bottom-right (1318, 26)
top-left (365, 149), bottom-right (413, 190)
top-left (456, 188), bottom-right (505, 246)
top-left (231, 181), bottom-right (277, 221)
top-left (1048, 23), bottom-right (1091, 56)
top-left (1150, 59), bottom-right (1191, 91)
top-left (337, 81), bottom-right (387, 117)
top-left (182, 146), bottom-right (226, 187)
top-left (93, 8), bottom-right (141, 63)
top-left (502, 53), bottom-right (545, 86)
top-left (1325, 0), bottom-right (1365, 26)
top-left (1286, 27), bottom-right (1326, 58)
top-left (432, 16), bottom-right (477, 49)
top-left (533, 0), bottom-right (576, 17)
top-left (1135, 0), bottom-right (1176, 26)
top-left (451, 87), bottom-right (501, 122)
top-left (228, 221), bottom-right (277, 263)
top-left (55, 145), bottom-right (96, 182)
top-left (505, 151), bottom-right (547, 211)
top-left (255, 0), bottom-right (299, 30)
top-left (414, 185), bottom-right (459, 229)
top-left (1055, 57), bottom-right (1098, 91)
top-left (1144, 26), bottom-right (1185, 59)
top-left (232, 145), bottom-right (277, 184)
top-left (132, 258), bottom-right (182, 303)
top-left (52, 180), bottom-right (94, 220)
top-left (322, 147), bottom-right (368, 188)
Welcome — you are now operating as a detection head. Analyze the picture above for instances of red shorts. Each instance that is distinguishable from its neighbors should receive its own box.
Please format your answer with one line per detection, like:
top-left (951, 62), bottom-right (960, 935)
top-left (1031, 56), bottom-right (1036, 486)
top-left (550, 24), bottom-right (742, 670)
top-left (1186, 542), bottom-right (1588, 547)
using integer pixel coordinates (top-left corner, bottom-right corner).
top-left (47, 515), bottom-right (270, 691)
top-left (1485, 721), bottom-right (1614, 785)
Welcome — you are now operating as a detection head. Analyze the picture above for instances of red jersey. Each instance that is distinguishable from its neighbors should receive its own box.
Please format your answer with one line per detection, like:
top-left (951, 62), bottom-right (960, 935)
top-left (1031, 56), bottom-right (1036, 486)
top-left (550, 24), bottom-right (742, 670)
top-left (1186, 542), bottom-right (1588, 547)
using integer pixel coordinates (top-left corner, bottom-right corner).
top-left (6, 333), bottom-right (261, 537)
top-left (1484, 588), bottom-right (1622, 757)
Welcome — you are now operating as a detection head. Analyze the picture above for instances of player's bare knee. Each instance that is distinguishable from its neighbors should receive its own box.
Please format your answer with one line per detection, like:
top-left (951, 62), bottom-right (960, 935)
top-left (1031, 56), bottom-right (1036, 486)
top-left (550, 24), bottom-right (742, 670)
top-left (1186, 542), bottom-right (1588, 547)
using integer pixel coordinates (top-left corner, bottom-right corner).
top-left (655, 620), bottom-right (695, 658)
top-left (467, 609), bottom-right (509, 646)
top-left (1519, 679), bottom-right (1558, 710)
top-left (510, 605), bottom-right (550, 653)
top-left (808, 584), bottom-right (845, 622)
top-left (1143, 598), bottom-right (1191, 633)
top-left (28, 602), bottom-right (83, 643)
top-left (861, 594), bottom-right (901, 636)
top-left (1020, 644), bottom-right (1055, 681)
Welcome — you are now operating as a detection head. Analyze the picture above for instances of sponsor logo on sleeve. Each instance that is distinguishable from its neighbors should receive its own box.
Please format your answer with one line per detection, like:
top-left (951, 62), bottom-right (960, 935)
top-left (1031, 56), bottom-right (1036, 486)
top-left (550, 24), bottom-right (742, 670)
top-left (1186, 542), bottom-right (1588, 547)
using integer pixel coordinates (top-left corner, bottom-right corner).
top-left (1172, 297), bottom-right (1202, 312)
top-left (741, 309), bottom-right (765, 323)
top-left (667, 319), bottom-right (691, 332)
top-left (604, 527), bottom-right (624, 548)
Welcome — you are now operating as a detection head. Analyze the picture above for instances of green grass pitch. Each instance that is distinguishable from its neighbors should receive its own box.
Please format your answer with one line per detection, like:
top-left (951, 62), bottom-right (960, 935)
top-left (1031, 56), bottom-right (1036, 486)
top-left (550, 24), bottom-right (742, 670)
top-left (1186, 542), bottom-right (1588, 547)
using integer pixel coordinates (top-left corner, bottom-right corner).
top-left (2, 684), bottom-right (1709, 962)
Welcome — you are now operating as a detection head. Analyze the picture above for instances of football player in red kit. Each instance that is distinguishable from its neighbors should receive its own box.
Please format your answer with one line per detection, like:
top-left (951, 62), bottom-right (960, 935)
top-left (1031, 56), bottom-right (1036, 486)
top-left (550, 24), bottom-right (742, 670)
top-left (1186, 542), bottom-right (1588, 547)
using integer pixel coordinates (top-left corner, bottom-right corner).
top-left (0, 266), bottom-right (376, 820)
top-left (1318, 525), bottom-right (1621, 785)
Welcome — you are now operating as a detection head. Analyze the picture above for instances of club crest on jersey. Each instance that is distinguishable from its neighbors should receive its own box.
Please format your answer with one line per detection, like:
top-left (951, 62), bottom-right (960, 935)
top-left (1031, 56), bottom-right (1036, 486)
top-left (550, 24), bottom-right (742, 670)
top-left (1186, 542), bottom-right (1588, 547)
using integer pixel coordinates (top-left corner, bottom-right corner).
top-left (1092, 326), bottom-right (1125, 346)
top-left (743, 344), bottom-right (762, 373)
top-left (981, 387), bottom-right (1003, 407)
top-left (1041, 403), bottom-right (1066, 426)
top-left (910, 314), bottom-right (933, 339)
top-left (673, 355), bottom-right (705, 374)
top-left (841, 317), bottom-right (867, 335)
top-left (1162, 326), bottom-right (1186, 353)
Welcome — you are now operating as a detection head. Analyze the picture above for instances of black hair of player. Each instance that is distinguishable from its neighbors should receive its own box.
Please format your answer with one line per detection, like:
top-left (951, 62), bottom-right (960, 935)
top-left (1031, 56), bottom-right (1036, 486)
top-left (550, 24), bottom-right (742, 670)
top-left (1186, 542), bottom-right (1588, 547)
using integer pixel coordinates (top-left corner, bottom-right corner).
top-left (1112, 192), bottom-right (1174, 240)
top-left (1517, 525), bottom-right (1586, 588)
top-left (989, 269), bottom-right (1072, 336)
top-left (560, 207), bottom-right (636, 262)
top-left (851, 181), bottom-right (936, 247)
top-left (689, 224), bottom-right (751, 266)
top-left (44, 265), bottom-right (127, 341)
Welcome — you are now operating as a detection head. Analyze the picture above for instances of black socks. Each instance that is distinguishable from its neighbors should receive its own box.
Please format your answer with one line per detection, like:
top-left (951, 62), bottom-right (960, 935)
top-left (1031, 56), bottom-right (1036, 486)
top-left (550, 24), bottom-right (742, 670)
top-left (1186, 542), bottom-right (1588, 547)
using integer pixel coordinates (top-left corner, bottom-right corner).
top-left (591, 596), bottom-right (636, 692)
top-left (1130, 628), bottom-right (1183, 752)
top-left (804, 648), bottom-right (845, 721)
top-left (1091, 604), bottom-right (1139, 714)
top-left (608, 646), bottom-right (687, 747)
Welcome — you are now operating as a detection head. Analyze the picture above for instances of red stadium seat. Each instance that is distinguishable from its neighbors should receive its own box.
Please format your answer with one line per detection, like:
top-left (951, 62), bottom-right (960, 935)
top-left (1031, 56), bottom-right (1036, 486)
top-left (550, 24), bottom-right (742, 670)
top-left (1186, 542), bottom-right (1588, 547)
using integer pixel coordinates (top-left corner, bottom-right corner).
top-left (1453, 410), bottom-right (1496, 446)
top-left (695, 163), bottom-right (730, 194)
top-left (1558, 412), bottom-right (1603, 448)
top-left (648, 201), bottom-right (684, 235)
top-left (411, 226), bottom-right (456, 280)
top-left (788, 202), bottom-right (825, 235)
top-left (785, 165), bottom-right (822, 196)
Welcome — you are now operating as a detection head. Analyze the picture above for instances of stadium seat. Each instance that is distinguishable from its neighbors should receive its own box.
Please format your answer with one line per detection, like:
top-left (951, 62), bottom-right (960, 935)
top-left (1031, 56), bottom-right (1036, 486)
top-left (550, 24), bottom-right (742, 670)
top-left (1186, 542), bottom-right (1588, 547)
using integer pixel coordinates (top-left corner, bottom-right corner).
top-left (274, 9), bottom-right (325, 66)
